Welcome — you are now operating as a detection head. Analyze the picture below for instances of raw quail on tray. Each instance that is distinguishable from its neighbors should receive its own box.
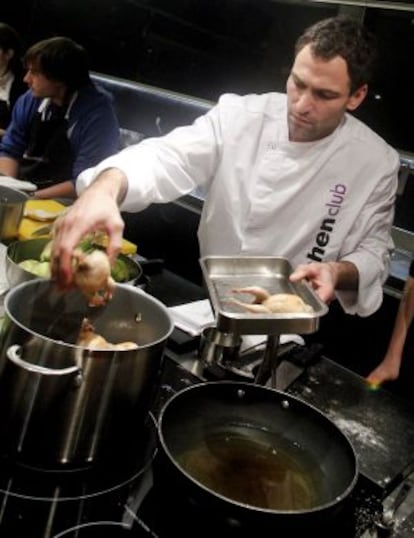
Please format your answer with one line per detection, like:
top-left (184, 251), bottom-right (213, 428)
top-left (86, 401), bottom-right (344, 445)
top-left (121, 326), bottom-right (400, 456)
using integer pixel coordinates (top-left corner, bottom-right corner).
top-left (231, 286), bottom-right (313, 314)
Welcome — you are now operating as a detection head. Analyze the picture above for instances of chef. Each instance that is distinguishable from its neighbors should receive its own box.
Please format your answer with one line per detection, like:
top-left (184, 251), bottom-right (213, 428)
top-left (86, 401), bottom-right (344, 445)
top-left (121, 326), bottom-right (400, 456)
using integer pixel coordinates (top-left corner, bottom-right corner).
top-left (51, 16), bottom-right (399, 318)
top-left (0, 36), bottom-right (119, 199)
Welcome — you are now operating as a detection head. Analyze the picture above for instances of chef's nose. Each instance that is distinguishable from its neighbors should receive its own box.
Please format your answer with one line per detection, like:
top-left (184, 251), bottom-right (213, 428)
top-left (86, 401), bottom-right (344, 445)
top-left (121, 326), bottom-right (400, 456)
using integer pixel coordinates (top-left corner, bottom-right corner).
top-left (295, 90), bottom-right (314, 112)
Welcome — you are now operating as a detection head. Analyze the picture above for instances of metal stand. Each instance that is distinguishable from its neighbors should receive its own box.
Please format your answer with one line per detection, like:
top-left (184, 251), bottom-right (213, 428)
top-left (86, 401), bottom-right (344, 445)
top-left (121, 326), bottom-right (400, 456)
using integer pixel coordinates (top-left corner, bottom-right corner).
top-left (254, 334), bottom-right (281, 387)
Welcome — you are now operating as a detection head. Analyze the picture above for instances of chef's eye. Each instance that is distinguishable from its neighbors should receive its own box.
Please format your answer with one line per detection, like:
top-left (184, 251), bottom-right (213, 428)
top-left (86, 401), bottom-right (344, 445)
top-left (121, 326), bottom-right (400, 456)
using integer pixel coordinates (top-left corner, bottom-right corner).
top-left (313, 90), bottom-right (339, 101)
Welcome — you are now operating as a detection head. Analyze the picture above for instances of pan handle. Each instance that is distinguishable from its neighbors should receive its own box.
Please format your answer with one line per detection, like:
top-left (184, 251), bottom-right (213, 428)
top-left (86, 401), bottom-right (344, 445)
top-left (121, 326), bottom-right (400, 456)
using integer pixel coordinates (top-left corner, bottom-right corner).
top-left (6, 345), bottom-right (81, 376)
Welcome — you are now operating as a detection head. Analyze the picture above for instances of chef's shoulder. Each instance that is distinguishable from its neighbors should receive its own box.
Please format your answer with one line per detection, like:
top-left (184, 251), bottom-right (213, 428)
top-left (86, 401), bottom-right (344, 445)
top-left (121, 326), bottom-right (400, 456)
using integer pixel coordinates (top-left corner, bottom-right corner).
top-left (344, 113), bottom-right (400, 172)
top-left (213, 91), bottom-right (285, 120)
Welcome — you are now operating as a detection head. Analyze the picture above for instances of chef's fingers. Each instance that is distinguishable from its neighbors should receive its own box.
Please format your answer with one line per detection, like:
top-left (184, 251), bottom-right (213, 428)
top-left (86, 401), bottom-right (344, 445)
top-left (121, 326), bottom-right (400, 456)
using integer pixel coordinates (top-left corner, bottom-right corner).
top-left (51, 203), bottom-right (125, 288)
top-left (290, 263), bottom-right (335, 304)
top-left (104, 221), bottom-right (124, 265)
top-left (51, 209), bottom-right (86, 287)
top-left (289, 263), bottom-right (319, 283)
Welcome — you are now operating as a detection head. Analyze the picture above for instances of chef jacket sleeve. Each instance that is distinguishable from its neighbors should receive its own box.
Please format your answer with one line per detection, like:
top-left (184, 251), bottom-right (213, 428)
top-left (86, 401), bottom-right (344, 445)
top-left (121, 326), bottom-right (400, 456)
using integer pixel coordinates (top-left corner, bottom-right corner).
top-left (76, 104), bottom-right (222, 211)
top-left (334, 147), bottom-right (400, 317)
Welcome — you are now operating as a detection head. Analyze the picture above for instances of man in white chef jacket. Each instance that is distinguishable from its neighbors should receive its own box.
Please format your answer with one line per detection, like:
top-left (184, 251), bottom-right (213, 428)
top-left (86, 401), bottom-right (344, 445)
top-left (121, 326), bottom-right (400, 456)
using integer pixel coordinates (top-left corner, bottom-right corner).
top-left (51, 15), bottom-right (400, 318)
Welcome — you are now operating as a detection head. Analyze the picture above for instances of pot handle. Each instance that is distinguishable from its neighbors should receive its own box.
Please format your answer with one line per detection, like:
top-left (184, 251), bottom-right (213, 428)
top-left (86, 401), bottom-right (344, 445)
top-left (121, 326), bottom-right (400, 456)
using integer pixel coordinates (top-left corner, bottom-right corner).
top-left (6, 345), bottom-right (81, 376)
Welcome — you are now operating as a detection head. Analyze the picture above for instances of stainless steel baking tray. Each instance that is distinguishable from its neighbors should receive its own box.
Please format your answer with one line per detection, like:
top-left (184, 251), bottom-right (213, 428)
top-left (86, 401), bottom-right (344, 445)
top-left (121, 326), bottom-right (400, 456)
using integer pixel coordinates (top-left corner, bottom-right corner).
top-left (200, 256), bottom-right (329, 335)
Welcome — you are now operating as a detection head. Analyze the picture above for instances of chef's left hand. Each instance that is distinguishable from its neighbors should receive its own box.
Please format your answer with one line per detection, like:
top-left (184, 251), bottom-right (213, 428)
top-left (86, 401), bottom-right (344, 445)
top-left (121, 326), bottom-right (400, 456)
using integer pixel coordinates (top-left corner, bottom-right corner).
top-left (290, 260), bottom-right (358, 304)
top-left (289, 262), bottom-right (337, 304)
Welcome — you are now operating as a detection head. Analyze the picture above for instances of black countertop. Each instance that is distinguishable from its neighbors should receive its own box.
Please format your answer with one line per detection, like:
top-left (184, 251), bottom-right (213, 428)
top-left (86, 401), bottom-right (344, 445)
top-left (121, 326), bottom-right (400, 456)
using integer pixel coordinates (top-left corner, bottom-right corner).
top-left (0, 263), bottom-right (413, 536)
top-left (146, 264), bottom-right (414, 535)
top-left (140, 263), bottom-right (414, 482)
top-left (143, 265), bottom-right (207, 307)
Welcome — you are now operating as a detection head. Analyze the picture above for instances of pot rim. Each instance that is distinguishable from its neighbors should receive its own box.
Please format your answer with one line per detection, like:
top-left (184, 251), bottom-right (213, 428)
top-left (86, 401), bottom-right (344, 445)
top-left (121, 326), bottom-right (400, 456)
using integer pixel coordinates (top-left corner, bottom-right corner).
top-left (3, 279), bottom-right (174, 352)
top-left (0, 185), bottom-right (29, 204)
top-left (157, 380), bottom-right (359, 516)
top-left (5, 237), bottom-right (143, 287)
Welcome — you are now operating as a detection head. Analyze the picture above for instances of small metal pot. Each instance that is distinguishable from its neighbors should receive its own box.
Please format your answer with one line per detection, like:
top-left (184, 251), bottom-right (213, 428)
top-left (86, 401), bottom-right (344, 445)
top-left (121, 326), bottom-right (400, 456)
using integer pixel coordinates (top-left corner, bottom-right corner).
top-left (0, 186), bottom-right (28, 241)
top-left (0, 279), bottom-right (173, 467)
top-left (5, 238), bottom-right (143, 289)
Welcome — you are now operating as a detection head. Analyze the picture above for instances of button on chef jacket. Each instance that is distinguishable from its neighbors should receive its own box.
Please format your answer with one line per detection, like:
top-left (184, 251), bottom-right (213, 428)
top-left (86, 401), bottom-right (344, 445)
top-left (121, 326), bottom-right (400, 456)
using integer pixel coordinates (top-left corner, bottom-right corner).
top-left (77, 92), bottom-right (400, 317)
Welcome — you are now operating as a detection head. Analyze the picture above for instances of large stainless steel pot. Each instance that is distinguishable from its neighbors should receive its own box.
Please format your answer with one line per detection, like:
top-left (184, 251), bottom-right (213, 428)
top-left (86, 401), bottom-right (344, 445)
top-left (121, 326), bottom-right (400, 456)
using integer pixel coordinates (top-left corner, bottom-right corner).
top-left (0, 279), bottom-right (173, 467)
top-left (156, 381), bottom-right (358, 533)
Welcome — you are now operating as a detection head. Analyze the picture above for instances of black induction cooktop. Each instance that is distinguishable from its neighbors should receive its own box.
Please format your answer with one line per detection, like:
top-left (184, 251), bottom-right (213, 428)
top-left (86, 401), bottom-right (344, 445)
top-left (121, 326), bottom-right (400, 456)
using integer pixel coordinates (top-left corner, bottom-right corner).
top-left (0, 354), bottom-right (412, 537)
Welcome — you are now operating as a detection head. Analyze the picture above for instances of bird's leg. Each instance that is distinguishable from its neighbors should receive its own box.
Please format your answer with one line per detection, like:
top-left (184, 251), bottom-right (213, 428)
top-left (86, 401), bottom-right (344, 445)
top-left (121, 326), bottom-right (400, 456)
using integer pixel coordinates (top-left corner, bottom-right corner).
top-left (231, 286), bottom-right (271, 304)
top-left (229, 298), bottom-right (270, 313)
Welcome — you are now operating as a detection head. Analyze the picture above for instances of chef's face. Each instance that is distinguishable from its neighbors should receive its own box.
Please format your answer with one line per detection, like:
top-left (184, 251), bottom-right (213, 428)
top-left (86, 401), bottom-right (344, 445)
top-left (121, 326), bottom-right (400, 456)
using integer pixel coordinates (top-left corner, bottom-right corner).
top-left (23, 63), bottom-right (65, 101)
top-left (286, 44), bottom-right (367, 142)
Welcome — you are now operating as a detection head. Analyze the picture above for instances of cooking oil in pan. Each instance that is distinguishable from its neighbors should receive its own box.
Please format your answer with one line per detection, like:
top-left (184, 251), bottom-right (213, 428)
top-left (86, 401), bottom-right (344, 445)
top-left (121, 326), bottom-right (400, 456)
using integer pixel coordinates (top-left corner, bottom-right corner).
top-left (176, 428), bottom-right (325, 511)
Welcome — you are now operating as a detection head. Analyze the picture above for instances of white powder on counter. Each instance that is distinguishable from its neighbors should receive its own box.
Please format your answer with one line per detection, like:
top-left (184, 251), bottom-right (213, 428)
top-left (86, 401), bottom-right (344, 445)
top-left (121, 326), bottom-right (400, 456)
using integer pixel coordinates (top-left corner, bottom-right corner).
top-left (327, 412), bottom-right (388, 453)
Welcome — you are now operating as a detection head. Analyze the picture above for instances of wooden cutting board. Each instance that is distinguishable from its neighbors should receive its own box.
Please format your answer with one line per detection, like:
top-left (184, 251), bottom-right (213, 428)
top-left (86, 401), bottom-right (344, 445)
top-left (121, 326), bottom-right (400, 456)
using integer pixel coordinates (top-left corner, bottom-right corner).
top-left (18, 200), bottom-right (138, 255)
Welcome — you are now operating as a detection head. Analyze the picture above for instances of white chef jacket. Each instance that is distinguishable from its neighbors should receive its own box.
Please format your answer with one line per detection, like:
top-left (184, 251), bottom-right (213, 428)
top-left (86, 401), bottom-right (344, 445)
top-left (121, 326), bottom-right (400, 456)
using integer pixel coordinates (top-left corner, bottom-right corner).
top-left (77, 92), bottom-right (400, 317)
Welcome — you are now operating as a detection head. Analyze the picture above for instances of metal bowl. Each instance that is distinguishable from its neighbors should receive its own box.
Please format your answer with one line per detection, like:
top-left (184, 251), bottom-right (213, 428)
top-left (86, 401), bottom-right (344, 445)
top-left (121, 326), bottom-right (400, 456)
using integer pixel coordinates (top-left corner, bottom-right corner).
top-left (0, 185), bottom-right (28, 242)
top-left (6, 238), bottom-right (143, 289)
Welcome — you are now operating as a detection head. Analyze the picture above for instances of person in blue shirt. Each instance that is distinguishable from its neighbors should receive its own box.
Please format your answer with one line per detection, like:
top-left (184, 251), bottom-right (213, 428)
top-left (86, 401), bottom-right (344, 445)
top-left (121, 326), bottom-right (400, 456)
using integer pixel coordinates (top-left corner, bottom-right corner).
top-left (0, 36), bottom-right (119, 199)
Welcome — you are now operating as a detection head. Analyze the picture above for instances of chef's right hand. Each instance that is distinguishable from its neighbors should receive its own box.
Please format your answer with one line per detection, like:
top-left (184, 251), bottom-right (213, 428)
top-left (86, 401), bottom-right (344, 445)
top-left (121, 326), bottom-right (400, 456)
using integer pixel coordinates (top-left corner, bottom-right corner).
top-left (51, 168), bottom-right (128, 289)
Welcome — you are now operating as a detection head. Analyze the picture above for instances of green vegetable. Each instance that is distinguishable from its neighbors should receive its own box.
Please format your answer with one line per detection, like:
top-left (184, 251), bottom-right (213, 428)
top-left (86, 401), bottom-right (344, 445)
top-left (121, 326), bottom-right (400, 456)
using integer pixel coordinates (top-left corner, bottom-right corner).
top-left (19, 259), bottom-right (51, 278)
top-left (18, 237), bottom-right (133, 283)
top-left (111, 257), bottom-right (130, 282)
top-left (40, 240), bottom-right (53, 262)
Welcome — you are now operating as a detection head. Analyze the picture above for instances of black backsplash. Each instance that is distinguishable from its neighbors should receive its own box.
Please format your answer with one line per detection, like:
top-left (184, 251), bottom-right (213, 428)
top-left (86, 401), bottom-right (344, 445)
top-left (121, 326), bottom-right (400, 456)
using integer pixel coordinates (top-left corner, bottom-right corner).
top-left (2, 0), bottom-right (413, 154)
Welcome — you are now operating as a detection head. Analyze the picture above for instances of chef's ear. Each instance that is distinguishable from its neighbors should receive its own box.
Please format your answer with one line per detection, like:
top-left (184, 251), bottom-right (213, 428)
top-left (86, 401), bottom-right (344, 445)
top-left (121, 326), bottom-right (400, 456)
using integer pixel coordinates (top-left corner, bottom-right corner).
top-left (346, 84), bottom-right (368, 112)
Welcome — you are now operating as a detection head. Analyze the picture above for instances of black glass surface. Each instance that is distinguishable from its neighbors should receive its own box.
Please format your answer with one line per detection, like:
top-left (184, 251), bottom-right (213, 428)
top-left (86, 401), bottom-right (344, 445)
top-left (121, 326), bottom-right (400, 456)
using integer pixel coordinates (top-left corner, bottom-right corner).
top-left (0, 413), bottom-right (157, 537)
top-left (0, 354), bottom-right (387, 538)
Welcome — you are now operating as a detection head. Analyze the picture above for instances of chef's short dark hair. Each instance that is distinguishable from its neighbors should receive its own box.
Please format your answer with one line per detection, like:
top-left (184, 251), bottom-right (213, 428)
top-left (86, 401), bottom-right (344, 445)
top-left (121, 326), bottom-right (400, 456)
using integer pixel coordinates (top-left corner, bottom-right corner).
top-left (295, 15), bottom-right (377, 94)
top-left (24, 36), bottom-right (91, 91)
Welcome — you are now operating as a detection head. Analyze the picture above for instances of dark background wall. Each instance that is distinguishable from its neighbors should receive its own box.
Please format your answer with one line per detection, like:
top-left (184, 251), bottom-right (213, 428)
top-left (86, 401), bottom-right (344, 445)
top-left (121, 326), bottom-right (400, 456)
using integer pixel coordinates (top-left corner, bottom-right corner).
top-left (2, 0), bottom-right (413, 154)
